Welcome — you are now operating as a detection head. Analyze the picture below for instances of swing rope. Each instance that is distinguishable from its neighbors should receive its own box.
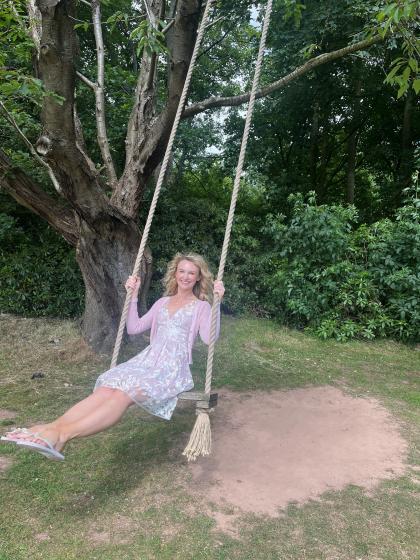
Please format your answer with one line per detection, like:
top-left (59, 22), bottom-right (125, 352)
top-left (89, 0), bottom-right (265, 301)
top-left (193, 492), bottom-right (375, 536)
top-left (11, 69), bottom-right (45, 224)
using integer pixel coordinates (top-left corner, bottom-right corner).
top-left (110, 0), bottom-right (273, 462)
top-left (182, 0), bottom-right (273, 461)
top-left (110, 0), bottom-right (215, 369)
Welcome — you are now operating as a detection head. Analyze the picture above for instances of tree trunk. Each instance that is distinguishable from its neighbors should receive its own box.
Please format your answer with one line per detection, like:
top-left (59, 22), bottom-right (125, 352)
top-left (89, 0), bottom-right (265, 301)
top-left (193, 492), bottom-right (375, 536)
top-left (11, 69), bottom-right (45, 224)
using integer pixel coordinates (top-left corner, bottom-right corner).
top-left (345, 78), bottom-right (362, 204)
top-left (316, 132), bottom-right (329, 202)
top-left (396, 88), bottom-right (414, 200)
top-left (76, 217), bottom-right (152, 352)
top-left (31, 0), bottom-right (155, 352)
top-left (309, 99), bottom-right (320, 192)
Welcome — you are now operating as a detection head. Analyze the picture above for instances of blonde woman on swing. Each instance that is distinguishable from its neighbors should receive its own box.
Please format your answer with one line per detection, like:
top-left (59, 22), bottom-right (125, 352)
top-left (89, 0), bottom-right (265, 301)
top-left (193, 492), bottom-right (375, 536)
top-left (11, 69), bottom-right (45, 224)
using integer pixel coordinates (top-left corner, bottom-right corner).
top-left (1, 253), bottom-right (225, 460)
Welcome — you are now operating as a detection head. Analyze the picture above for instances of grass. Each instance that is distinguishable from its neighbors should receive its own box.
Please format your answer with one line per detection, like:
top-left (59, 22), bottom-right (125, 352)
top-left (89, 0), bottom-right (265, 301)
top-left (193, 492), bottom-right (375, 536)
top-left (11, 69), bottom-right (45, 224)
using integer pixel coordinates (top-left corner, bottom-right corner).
top-left (0, 313), bottom-right (419, 560)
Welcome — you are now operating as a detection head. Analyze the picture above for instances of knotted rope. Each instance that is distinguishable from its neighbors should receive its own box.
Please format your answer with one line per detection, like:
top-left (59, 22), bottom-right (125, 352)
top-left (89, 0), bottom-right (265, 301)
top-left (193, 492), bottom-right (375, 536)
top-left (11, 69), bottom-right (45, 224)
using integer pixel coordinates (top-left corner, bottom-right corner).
top-left (110, 0), bottom-right (215, 369)
top-left (182, 0), bottom-right (273, 461)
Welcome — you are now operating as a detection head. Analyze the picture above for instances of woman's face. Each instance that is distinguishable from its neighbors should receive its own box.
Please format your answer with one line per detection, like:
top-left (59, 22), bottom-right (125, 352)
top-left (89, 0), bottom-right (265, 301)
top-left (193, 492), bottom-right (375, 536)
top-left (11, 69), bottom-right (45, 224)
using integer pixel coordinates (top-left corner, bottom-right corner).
top-left (175, 259), bottom-right (200, 293)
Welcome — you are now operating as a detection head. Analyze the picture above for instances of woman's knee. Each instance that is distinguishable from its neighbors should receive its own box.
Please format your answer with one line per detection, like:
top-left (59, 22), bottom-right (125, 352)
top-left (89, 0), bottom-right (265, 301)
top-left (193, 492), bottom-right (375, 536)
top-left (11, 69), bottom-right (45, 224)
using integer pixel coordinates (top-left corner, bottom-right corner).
top-left (94, 386), bottom-right (116, 398)
top-left (95, 386), bottom-right (133, 407)
top-left (111, 388), bottom-right (134, 407)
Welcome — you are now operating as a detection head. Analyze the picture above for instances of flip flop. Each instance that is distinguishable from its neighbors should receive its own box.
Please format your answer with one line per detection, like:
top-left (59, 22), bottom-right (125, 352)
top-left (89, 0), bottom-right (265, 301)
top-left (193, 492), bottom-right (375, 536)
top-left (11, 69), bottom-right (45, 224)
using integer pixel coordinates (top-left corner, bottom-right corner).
top-left (1, 428), bottom-right (28, 445)
top-left (16, 431), bottom-right (65, 462)
top-left (1, 435), bottom-right (20, 445)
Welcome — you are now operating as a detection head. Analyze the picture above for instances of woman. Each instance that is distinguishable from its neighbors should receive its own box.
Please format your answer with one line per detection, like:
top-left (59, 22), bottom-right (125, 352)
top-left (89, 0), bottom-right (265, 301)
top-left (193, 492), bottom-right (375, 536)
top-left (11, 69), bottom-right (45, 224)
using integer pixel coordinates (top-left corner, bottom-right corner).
top-left (1, 253), bottom-right (225, 461)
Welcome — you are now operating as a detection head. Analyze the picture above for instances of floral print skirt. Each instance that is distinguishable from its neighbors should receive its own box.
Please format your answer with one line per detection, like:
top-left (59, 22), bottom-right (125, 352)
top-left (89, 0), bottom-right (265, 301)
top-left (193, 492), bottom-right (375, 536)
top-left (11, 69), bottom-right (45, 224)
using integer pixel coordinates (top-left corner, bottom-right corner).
top-left (94, 301), bottom-right (196, 420)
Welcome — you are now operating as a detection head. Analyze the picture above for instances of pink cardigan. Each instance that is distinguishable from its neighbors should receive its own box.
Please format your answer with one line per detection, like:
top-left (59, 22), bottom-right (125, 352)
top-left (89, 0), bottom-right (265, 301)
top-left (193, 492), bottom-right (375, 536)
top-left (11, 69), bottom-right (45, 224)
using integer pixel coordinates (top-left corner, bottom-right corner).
top-left (127, 296), bottom-right (220, 364)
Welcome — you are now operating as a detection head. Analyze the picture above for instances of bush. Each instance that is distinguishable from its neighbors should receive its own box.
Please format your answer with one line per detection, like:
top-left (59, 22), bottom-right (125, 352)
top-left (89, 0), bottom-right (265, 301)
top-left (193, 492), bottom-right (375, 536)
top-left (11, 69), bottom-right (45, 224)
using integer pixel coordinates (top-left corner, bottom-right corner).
top-left (0, 214), bottom-right (84, 318)
top-left (1, 165), bottom-right (418, 344)
top-left (262, 190), bottom-right (420, 341)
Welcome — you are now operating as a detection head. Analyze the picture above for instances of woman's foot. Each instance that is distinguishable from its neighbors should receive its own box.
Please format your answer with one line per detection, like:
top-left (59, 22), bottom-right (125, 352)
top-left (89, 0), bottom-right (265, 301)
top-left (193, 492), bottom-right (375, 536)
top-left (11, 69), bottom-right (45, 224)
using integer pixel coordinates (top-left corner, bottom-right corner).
top-left (5, 424), bottom-right (66, 452)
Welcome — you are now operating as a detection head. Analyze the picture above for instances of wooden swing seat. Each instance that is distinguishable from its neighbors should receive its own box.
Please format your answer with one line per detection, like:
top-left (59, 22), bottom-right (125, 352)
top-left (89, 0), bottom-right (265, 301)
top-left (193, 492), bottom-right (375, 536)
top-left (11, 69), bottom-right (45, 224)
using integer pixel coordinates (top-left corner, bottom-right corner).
top-left (179, 391), bottom-right (218, 409)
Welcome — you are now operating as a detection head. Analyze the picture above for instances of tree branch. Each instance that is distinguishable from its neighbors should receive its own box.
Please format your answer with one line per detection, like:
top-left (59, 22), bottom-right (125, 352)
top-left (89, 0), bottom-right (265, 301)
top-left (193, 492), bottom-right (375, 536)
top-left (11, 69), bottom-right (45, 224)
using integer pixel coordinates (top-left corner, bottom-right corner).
top-left (91, 0), bottom-right (118, 187)
top-left (0, 100), bottom-right (62, 194)
top-left (34, 0), bottom-right (120, 228)
top-left (0, 149), bottom-right (78, 246)
top-left (26, 0), bottom-right (42, 55)
top-left (114, 0), bottom-right (201, 217)
top-left (197, 23), bottom-right (233, 60)
top-left (162, 19), bottom-right (175, 34)
top-left (182, 35), bottom-right (383, 118)
top-left (142, 0), bottom-right (156, 28)
top-left (76, 70), bottom-right (95, 89)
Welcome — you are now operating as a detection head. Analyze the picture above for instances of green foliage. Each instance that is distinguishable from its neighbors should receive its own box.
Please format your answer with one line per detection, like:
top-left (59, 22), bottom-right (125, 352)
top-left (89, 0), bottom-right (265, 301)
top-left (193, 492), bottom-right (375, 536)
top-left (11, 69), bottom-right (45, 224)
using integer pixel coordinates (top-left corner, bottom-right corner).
top-left (142, 164), bottom-right (268, 314)
top-left (262, 189), bottom-right (420, 341)
top-left (103, 11), bottom-right (168, 57)
top-left (0, 0), bottom-right (418, 346)
top-left (129, 19), bottom-right (167, 57)
top-left (1, 161), bottom-right (418, 345)
top-left (281, 0), bottom-right (306, 28)
top-left (374, 0), bottom-right (420, 97)
top-left (0, 2), bottom-right (63, 107)
top-left (0, 212), bottom-right (84, 318)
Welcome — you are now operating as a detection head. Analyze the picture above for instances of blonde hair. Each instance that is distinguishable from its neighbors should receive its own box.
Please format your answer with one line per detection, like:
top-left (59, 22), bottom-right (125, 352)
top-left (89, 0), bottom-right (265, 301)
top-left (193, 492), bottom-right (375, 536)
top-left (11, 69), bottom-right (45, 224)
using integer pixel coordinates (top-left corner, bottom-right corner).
top-left (163, 253), bottom-right (214, 302)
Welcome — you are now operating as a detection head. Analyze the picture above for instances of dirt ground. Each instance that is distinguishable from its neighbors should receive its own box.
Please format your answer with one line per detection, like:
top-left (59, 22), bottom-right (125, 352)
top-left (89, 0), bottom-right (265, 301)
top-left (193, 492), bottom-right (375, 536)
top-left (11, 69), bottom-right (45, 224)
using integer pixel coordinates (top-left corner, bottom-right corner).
top-left (189, 386), bottom-right (408, 519)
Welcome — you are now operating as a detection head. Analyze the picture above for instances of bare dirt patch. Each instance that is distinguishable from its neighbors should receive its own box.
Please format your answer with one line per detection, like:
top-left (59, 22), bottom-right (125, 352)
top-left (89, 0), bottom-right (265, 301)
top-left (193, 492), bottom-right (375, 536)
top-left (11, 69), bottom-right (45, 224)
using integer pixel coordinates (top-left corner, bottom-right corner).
top-left (189, 386), bottom-right (408, 521)
top-left (34, 532), bottom-right (51, 542)
top-left (0, 456), bottom-right (14, 473)
top-left (57, 338), bottom-right (100, 365)
top-left (0, 409), bottom-right (17, 420)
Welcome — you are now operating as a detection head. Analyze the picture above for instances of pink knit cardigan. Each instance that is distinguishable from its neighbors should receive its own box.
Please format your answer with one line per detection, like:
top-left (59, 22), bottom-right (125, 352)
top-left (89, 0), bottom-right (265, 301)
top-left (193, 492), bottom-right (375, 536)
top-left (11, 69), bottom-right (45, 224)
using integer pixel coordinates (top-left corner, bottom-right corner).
top-left (127, 296), bottom-right (220, 364)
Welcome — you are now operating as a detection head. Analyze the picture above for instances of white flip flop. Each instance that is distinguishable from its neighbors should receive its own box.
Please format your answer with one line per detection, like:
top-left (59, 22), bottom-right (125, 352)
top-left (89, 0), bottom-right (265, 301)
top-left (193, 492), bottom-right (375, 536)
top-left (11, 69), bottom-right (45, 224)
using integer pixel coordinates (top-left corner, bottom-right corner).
top-left (16, 431), bottom-right (65, 461)
top-left (1, 428), bottom-right (29, 445)
top-left (1, 435), bottom-right (20, 445)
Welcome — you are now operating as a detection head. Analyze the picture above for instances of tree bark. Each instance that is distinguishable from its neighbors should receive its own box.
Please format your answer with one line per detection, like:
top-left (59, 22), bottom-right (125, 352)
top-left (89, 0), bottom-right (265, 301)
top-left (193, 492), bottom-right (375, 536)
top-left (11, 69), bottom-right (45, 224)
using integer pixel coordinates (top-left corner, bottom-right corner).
top-left (0, 148), bottom-right (77, 246)
top-left (33, 0), bottom-right (153, 351)
top-left (396, 87), bottom-right (414, 197)
top-left (91, 0), bottom-right (117, 187)
top-left (346, 78), bottom-right (362, 204)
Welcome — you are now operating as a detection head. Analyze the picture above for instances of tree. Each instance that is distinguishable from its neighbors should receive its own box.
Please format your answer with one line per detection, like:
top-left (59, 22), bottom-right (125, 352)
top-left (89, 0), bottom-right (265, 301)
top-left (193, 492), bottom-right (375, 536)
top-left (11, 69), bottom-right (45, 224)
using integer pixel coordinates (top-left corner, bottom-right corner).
top-left (237, 1), bottom-right (419, 216)
top-left (0, 0), bottom-right (417, 352)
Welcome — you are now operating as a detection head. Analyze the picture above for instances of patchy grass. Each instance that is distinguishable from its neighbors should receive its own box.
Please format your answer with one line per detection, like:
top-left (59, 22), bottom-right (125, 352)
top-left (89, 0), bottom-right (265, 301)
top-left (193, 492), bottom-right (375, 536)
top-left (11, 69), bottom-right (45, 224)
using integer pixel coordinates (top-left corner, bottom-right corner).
top-left (0, 313), bottom-right (419, 560)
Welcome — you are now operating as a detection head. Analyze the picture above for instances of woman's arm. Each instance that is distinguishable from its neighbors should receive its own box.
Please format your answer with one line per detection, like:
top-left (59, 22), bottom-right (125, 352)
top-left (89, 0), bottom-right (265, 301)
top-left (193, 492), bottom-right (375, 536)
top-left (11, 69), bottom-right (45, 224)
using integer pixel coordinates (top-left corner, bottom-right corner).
top-left (126, 299), bottom-right (159, 335)
top-left (198, 301), bottom-right (221, 345)
top-left (124, 275), bottom-right (160, 335)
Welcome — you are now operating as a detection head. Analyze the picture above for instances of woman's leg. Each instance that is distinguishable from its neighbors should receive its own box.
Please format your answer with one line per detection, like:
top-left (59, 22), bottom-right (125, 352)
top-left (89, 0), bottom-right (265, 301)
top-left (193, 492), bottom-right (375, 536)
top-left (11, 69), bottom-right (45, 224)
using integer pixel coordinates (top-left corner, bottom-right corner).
top-left (57, 389), bottom-right (134, 444)
top-left (54, 387), bottom-right (115, 425)
top-left (9, 388), bottom-right (135, 452)
top-left (7, 387), bottom-right (113, 441)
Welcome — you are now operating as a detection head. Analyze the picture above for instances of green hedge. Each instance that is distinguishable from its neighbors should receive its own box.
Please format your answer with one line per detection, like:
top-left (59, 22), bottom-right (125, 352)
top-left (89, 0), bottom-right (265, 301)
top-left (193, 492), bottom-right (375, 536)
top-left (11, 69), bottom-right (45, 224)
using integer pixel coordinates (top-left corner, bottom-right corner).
top-left (0, 214), bottom-right (84, 318)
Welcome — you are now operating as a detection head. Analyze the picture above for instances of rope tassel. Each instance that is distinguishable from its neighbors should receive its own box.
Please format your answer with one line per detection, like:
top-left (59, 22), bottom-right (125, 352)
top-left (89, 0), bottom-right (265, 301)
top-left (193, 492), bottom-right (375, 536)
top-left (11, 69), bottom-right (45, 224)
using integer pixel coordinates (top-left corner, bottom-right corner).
top-left (183, 0), bottom-right (273, 461)
top-left (182, 409), bottom-right (212, 462)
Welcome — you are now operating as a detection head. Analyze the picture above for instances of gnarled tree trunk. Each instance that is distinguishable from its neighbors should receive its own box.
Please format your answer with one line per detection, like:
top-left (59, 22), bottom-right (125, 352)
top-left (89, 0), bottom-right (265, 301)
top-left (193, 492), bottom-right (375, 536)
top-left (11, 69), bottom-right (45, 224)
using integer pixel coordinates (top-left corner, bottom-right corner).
top-left (31, 0), bottom-right (203, 351)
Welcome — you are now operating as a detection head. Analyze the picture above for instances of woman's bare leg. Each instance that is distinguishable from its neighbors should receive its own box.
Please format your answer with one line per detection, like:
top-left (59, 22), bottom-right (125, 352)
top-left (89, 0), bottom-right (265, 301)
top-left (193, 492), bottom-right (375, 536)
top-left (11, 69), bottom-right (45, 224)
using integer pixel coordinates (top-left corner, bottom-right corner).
top-left (8, 388), bottom-right (135, 452)
top-left (54, 387), bottom-right (115, 425)
top-left (7, 387), bottom-right (113, 441)
top-left (56, 389), bottom-right (135, 445)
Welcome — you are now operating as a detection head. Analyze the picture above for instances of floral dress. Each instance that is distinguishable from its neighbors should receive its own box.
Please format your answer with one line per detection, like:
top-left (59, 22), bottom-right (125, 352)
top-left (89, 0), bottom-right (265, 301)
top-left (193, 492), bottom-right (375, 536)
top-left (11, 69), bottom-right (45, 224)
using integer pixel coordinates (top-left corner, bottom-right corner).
top-left (94, 301), bottom-right (196, 420)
